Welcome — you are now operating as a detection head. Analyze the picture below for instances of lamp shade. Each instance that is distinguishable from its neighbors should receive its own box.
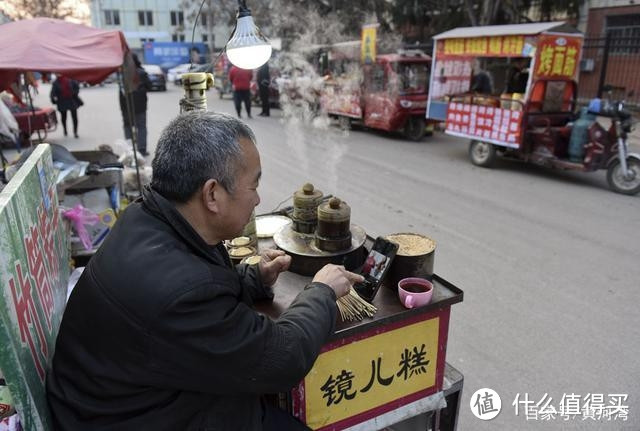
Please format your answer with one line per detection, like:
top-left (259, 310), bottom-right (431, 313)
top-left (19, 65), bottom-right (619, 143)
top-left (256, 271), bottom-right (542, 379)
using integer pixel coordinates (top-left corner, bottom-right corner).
top-left (226, 15), bottom-right (272, 70)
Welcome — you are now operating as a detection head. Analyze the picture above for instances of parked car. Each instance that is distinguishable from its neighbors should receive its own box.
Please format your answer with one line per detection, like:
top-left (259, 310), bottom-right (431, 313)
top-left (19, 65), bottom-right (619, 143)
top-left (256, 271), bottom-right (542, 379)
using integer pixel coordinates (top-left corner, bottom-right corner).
top-left (168, 63), bottom-right (192, 85)
top-left (142, 64), bottom-right (166, 91)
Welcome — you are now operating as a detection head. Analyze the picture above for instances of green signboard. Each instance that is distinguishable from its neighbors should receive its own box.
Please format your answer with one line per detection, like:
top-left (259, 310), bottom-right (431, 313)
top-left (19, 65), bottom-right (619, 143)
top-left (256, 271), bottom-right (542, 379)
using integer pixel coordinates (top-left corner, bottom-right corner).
top-left (0, 144), bottom-right (69, 431)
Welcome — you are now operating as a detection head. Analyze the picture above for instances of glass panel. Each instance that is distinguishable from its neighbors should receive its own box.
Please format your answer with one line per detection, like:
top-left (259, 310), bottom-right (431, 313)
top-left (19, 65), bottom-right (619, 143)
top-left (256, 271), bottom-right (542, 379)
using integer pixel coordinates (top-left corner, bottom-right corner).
top-left (397, 63), bottom-right (429, 94)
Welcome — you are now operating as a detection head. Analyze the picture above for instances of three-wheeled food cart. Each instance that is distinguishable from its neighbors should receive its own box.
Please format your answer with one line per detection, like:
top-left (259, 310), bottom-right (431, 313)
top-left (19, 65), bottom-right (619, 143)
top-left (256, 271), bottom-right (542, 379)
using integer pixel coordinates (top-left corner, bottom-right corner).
top-left (426, 22), bottom-right (640, 194)
top-left (13, 107), bottom-right (57, 145)
top-left (321, 42), bottom-right (434, 141)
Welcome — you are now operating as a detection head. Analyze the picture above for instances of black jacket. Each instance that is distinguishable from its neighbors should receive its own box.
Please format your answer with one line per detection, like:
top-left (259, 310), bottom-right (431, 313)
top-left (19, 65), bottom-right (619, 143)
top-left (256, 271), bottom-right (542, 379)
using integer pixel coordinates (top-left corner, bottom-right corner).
top-left (119, 67), bottom-right (152, 115)
top-left (257, 64), bottom-right (270, 89)
top-left (47, 186), bottom-right (337, 430)
top-left (50, 78), bottom-right (80, 111)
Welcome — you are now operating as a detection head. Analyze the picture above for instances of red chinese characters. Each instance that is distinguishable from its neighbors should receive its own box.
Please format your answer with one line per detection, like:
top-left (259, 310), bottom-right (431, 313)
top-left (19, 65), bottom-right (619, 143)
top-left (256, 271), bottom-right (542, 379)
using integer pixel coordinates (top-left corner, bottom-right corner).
top-left (9, 262), bottom-right (48, 381)
top-left (445, 102), bottom-right (523, 147)
top-left (8, 184), bottom-right (63, 382)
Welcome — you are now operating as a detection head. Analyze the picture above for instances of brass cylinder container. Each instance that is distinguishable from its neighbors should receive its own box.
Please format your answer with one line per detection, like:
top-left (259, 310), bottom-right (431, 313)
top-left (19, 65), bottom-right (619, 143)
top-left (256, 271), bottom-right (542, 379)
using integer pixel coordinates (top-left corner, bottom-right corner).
top-left (292, 183), bottom-right (323, 234)
top-left (315, 197), bottom-right (352, 252)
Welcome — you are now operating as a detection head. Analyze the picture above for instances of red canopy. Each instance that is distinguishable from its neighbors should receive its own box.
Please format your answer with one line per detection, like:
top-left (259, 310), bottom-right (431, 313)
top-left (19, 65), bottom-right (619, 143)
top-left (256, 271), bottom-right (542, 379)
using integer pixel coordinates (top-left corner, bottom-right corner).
top-left (0, 17), bottom-right (131, 90)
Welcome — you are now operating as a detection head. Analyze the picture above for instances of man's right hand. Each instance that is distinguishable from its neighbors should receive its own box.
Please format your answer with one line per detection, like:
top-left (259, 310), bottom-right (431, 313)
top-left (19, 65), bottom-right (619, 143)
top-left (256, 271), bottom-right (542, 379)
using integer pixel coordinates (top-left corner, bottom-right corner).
top-left (312, 264), bottom-right (364, 298)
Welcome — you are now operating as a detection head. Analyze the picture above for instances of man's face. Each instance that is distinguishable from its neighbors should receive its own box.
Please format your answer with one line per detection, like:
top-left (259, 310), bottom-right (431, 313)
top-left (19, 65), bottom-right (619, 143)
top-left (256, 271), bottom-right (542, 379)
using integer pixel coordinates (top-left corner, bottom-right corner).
top-left (217, 137), bottom-right (261, 239)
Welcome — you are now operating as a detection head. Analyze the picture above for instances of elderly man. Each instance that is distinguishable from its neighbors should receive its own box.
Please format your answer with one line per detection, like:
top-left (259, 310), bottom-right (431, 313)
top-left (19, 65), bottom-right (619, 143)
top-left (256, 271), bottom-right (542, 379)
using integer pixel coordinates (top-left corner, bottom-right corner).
top-left (47, 112), bottom-right (363, 430)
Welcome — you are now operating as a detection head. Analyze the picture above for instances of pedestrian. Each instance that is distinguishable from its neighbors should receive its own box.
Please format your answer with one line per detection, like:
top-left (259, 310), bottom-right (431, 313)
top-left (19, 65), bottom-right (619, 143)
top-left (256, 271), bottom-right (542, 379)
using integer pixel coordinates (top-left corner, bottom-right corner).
top-left (47, 111), bottom-right (363, 430)
top-left (120, 53), bottom-right (152, 156)
top-left (257, 62), bottom-right (271, 117)
top-left (229, 65), bottom-right (253, 118)
top-left (505, 58), bottom-right (530, 94)
top-left (50, 74), bottom-right (81, 138)
top-left (470, 60), bottom-right (493, 95)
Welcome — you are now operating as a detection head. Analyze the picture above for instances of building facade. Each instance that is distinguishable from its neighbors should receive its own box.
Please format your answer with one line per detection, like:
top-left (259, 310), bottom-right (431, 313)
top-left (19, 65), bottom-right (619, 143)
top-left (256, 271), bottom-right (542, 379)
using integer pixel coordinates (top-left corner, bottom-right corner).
top-left (89, 0), bottom-right (230, 54)
top-left (578, 0), bottom-right (640, 105)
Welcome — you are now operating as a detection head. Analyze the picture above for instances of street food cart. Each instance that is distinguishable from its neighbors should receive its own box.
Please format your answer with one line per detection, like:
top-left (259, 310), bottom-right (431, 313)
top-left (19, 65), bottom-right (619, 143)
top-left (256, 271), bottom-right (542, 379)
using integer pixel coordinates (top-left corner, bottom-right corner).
top-left (13, 107), bottom-right (58, 144)
top-left (321, 42), bottom-right (434, 141)
top-left (427, 22), bottom-right (640, 194)
top-left (250, 200), bottom-right (464, 430)
top-left (257, 268), bottom-right (463, 430)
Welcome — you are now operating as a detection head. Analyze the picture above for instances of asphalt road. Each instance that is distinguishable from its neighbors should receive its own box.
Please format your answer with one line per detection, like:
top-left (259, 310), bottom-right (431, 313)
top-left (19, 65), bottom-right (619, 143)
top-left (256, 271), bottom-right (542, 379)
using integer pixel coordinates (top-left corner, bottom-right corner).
top-left (16, 83), bottom-right (640, 430)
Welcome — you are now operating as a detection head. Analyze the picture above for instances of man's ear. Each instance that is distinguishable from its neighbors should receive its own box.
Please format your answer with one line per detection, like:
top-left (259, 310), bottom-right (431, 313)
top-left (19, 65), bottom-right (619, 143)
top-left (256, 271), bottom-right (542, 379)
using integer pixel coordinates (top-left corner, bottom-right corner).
top-left (201, 178), bottom-right (222, 214)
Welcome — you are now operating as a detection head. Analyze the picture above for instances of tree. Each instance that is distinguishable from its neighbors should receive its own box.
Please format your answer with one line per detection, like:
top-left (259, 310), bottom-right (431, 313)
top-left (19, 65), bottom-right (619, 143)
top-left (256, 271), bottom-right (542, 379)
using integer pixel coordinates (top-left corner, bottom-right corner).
top-left (180, 0), bottom-right (238, 55)
top-left (0, 0), bottom-right (88, 21)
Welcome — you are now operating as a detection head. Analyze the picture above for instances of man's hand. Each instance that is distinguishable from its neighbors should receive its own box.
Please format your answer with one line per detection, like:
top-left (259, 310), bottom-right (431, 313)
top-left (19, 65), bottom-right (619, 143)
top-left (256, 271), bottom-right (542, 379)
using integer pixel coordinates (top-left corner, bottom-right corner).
top-left (312, 264), bottom-right (364, 298)
top-left (258, 249), bottom-right (292, 287)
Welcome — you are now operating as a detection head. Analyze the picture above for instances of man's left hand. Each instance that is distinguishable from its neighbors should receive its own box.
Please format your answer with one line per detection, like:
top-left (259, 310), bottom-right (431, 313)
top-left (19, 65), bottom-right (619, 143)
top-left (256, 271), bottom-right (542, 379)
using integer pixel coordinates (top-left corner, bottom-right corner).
top-left (258, 249), bottom-right (292, 287)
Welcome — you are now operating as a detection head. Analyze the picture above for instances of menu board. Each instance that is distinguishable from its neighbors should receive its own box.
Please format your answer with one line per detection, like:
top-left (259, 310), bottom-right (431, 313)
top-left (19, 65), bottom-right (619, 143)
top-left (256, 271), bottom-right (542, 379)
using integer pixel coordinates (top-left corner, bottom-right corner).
top-left (445, 102), bottom-right (523, 148)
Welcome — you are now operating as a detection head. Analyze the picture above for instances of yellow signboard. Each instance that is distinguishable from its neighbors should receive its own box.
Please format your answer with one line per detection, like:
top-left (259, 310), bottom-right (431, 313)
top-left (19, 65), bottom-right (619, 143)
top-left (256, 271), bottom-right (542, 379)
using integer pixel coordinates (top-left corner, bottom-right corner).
top-left (303, 317), bottom-right (440, 429)
top-left (442, 35), bottom-right (525, 57)
top-left (361, 24), bottom-right (377, 64)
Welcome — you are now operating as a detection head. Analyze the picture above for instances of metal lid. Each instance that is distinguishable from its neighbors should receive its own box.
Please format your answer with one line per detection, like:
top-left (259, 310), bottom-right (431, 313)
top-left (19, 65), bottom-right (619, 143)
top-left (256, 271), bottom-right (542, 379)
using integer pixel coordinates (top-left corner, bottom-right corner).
top-left (318, 197), bottom-right (351, 221)
top-left (293, 183), bottom-right (323, 205)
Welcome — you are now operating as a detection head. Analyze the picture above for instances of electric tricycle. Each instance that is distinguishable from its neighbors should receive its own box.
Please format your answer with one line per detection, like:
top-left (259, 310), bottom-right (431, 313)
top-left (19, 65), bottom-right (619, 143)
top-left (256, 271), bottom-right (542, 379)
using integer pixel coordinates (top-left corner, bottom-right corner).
top-left (427, 22), bottom-right (640, 195)
top-left (321, 43), bottom-right (434, 141)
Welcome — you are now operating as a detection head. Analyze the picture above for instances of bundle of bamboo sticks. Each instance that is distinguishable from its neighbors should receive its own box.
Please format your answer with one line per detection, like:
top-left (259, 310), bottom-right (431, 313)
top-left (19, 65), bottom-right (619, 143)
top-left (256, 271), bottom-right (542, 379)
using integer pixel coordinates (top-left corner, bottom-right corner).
top-left (337, 289), bottom-right (377, 321)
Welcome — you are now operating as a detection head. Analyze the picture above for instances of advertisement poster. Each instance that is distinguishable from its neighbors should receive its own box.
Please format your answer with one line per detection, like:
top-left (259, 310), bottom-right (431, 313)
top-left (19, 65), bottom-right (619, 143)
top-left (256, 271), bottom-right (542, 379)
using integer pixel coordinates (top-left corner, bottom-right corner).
top-left (0, 144), bottom-right (70, 430)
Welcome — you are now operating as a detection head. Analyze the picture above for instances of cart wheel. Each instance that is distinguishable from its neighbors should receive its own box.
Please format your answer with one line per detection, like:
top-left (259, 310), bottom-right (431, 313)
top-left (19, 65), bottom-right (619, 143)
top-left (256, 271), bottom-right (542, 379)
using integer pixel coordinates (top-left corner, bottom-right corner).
top-left (607, 157), bottom-right (640, 195)
top-left (469, 140), bottom-right (497, 167)
top-left (338, 116), bottom-right (351, 131)
top-left (404, 116), bottom-right (426, 141)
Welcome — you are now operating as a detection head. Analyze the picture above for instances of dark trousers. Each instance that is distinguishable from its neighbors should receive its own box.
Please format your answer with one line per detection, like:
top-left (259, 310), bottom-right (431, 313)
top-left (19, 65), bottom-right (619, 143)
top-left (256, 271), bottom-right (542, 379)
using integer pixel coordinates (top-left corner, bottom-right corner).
top-left (233, 90), bottom-right (251, 118)
top-left (262, 401), bottom-right (311, 431)
top-left (59, 109), bottom-right (78, 135)
top-left (259, 85), bottom-right (270, 116)
top-left (124, 111), bottom-right (148, 154)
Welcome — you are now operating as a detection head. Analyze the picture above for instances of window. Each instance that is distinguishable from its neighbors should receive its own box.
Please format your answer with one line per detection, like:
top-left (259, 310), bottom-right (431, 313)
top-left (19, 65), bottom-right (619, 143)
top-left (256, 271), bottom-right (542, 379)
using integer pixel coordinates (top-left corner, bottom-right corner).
top-left (172, 34), bottom-right (186, 42)
top-left (606, 14), bottom-right (640, 54)
top-left (104, 10), bottom-right (120, 26)
top-left (397, 63), bottom-right (429, 94)
top-left (138, 10), bottom-right (153, 26)
top-left (201, 14), bottom-right (207, 26)
top-left (202, 34), bottom-right (208, 43)
top-left (170, 10), bottom-right (184, 26)
top-left (368, 64), bottom-right (386, 92)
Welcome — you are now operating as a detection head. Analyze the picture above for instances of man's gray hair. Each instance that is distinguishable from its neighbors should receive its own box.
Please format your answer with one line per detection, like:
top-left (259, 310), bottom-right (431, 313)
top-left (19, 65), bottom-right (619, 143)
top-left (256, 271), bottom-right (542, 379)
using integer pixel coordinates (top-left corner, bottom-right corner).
top-left (151, 111), bottom-right (256, 203)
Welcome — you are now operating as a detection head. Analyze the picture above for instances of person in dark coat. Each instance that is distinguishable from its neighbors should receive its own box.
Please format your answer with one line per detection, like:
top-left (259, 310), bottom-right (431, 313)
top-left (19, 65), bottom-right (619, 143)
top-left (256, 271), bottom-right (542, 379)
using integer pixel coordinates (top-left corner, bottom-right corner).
top-left (120, 53), bottom-right (152, 156)
top-left (505, 58), bottom-right (530, 94)
top-left (257, 62), bottom-right (271, 116)
top-left (47, 111), bottom-right (362, 431)
top-left (470, 60), bottom-right (493, 95)
top-left (50, 74), bottom-right (81, 138)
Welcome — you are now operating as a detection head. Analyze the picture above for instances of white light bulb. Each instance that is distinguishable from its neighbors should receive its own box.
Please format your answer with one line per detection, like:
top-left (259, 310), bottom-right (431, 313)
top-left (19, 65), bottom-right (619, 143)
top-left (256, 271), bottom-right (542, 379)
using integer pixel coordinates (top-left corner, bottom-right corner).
top-left (226, 15), bottom-right (272, 70)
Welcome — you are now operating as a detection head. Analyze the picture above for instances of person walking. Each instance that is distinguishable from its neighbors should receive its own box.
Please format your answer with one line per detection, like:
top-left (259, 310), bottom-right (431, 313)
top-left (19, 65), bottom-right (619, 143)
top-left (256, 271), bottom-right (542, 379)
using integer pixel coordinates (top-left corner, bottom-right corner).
top-left (229, 65), bottom-right (253, 119)
top-left (257, 62), bottom-right (270, 117)
top-left (120, 54), bottom-right (152, 156)
top-left (50, 74), bottom-right (81, 138)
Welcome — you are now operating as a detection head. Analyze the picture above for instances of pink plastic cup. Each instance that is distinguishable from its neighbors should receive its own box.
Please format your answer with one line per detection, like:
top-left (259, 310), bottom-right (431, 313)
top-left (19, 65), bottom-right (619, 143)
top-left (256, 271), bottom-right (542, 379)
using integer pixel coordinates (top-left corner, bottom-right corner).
top-left (398, 277), bottom-right (433, 309)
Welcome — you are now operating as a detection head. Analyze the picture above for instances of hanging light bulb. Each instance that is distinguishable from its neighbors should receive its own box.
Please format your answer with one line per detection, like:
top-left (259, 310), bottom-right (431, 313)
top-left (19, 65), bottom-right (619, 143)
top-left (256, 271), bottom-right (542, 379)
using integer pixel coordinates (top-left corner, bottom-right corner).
top-left (225, 2), bottom-right (272, 70)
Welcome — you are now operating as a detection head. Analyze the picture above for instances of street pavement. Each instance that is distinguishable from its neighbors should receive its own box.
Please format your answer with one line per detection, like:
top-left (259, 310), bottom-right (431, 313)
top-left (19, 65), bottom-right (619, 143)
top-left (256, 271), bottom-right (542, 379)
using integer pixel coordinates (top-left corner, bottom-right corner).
top-left (12, 82), bottom-right (640, 430)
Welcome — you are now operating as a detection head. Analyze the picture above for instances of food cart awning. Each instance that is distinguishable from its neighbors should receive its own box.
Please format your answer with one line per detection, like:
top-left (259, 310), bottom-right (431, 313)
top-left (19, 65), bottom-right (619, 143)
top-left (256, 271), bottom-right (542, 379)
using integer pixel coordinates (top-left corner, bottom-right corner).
top-left (433, 21), bottom-right (580, 40)
top-left (0, 17), bottom-right (132, 91)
